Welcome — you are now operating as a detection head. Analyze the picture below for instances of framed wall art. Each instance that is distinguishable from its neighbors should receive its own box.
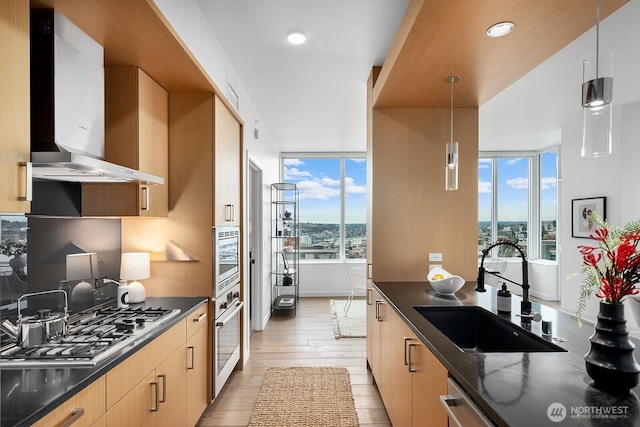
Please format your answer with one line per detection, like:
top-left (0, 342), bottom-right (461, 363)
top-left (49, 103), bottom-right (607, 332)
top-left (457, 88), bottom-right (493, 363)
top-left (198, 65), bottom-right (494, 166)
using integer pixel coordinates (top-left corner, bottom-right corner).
top-left (572, 196), bottom-right (606, 238)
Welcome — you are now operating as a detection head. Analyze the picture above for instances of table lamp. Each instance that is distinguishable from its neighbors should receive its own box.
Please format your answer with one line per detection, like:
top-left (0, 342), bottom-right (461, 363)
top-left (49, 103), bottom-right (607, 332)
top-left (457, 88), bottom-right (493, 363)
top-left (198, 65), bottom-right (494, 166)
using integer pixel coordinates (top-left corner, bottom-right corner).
top-left (121, 252), bottom-right (150, 303)
top-left (66, 253), bottom-right (98, 305)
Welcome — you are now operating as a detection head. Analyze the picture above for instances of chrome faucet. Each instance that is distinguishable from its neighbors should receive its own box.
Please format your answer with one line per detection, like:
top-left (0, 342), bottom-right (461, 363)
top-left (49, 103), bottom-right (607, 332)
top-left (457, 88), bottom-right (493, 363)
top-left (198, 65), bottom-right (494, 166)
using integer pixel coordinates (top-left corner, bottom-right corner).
top-left (477, 240), bottom-right (536, 324)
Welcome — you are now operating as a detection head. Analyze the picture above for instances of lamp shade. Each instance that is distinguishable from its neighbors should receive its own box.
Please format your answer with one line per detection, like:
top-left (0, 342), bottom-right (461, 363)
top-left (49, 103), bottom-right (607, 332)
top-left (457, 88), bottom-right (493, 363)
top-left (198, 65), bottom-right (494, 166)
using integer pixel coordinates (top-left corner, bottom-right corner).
top-left (66, 253), bottom-right (99, 281)
top-left (120, 252), bottom-right (150, 280)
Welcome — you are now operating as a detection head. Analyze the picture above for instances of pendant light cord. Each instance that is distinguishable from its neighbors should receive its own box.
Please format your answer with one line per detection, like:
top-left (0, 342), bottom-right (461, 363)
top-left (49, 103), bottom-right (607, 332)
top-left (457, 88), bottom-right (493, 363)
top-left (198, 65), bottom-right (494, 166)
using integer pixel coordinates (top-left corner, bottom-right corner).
top-left (450, 77), bottom-right (454, 143)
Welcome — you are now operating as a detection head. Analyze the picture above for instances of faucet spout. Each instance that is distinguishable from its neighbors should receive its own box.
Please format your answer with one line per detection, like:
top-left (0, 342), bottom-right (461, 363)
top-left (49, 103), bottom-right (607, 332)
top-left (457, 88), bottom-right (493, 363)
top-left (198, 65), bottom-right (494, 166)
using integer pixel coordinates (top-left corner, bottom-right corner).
top-left (478, 239), bottom-right (532, 321)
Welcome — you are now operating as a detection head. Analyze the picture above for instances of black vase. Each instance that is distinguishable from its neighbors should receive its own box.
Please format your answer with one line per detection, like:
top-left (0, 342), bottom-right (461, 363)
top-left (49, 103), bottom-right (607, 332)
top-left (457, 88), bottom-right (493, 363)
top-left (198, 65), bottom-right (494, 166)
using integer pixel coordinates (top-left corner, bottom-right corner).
top-left (585, 301), bottom-right (640, 395)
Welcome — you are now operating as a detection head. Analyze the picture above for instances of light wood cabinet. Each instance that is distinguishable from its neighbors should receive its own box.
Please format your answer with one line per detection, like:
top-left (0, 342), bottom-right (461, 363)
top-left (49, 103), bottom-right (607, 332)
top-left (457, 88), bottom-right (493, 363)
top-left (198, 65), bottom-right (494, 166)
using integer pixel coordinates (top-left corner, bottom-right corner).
top-left (0, 0), bottom-right (31, 213)
top-left (156, 345), bottom-right (188, 427)
top-left (411, 337), bottom-right (448, 426)
top-left (367, 287), bottom-right (394, 419)
top-left (106, 371), bottom-right (158, 426)
top-left (186, 308), bottom-right (209, 427)
top-left (390, 312), bottom-right (415, 427)
top-left (213, 95), bottom-right (241, 226)
top-left (32, 376), bottom-right (106, 427)
top-left (105, 318), bottom-right (185, 413)
top-left (82, 66), bottom-right (168, 217)
top-left (370, 302), bottom-right (447, 427)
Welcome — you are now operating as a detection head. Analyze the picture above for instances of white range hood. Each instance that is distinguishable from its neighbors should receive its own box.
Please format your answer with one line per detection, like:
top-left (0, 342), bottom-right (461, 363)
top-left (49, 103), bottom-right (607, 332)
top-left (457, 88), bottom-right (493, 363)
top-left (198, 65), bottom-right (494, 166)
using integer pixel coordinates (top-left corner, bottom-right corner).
top-left (30, 9), bottom-right (164, 186)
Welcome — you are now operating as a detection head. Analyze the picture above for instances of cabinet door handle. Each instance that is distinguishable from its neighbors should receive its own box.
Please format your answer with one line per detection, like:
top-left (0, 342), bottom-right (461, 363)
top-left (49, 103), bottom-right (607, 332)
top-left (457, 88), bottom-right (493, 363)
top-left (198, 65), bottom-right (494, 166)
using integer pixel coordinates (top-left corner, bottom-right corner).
top-left (375, 300), bottom-right (382, 321)
top-left (407, 342), bottom-right (417, 372)
top-left (403, 337), bottom-right (412, 365)
top-left (150, 381), bottom-right (159, 411)
top-left (225, 204), bottom-right (235, 221)
top-left (366, 288), bottom-right (372, 305)
top-left (194, 312), bottom-right (207, 322)
top-left (141, 186), bottom-right (150, 211)
top-left (18, 162), bottom-right (32, 201)
top-left (367, 263), bottom-right (372, 279)
top-left (187, 346), bottom-right (195, 370)
top-left (157, 373), bottom-right (167, 403)
top-left (59, 408), bottom-right (84, 427)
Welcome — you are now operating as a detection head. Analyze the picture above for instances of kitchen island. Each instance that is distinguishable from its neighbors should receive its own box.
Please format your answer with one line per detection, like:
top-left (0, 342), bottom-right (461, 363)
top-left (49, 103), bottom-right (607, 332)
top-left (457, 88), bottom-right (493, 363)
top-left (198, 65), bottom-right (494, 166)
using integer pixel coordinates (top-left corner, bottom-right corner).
top-left (0, 296), bottom-right (208, 427)
top-left (373, 281), bottom-right (639, 426)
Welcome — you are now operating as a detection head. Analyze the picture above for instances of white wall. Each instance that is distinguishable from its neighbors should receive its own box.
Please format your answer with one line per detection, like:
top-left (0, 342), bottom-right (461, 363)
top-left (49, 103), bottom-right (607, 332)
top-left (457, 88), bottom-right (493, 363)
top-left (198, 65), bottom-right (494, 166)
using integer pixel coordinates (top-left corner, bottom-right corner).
top-left (153, 0), bottom-right (281, 360)
top-left (479, 0), bottom-right (640, 331)
top-left (154, 0), bottom-right (355, 342)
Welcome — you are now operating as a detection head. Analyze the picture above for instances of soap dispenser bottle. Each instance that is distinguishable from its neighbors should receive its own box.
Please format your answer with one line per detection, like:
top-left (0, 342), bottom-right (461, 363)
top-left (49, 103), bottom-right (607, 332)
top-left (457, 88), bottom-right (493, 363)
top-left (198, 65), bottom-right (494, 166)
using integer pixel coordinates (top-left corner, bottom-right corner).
top-left (497, 282), bottom-right (511, 314)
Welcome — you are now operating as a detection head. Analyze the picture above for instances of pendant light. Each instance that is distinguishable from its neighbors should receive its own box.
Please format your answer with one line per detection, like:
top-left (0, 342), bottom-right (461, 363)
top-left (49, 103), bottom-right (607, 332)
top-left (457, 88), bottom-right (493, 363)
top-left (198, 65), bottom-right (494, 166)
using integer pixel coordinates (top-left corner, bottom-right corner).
top-left (582, 0), bottom-right (613, 157)
top-left (445, 76), bottom-right (460, 191)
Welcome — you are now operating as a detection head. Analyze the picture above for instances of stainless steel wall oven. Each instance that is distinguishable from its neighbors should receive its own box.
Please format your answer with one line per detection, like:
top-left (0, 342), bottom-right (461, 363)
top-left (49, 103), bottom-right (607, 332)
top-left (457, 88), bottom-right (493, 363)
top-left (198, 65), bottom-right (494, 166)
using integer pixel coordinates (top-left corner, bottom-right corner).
top-left (212, 226), bottom-right (242, 398)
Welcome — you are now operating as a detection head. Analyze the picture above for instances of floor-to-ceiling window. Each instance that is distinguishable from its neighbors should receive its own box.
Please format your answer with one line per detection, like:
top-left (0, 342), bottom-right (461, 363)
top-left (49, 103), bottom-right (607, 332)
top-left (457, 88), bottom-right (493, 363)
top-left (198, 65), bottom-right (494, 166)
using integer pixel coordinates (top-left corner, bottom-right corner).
top-left (478, 148), bottom-right (558, 260)
top-left (282, 154), bottom-right (367, 260)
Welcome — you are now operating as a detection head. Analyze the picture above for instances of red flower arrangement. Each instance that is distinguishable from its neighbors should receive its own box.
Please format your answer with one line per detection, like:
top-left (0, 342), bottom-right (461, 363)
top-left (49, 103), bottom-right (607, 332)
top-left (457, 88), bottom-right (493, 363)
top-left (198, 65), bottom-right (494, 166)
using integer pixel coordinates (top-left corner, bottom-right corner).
top-left (577, 212), bottom-right (640, 324)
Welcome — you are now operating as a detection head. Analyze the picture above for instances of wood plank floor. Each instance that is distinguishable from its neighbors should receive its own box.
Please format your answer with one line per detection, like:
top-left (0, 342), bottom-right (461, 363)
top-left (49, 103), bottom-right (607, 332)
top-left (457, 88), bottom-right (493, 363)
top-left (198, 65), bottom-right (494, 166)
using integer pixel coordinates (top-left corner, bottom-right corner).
top-left (196, 297), bottom-right (391, 426)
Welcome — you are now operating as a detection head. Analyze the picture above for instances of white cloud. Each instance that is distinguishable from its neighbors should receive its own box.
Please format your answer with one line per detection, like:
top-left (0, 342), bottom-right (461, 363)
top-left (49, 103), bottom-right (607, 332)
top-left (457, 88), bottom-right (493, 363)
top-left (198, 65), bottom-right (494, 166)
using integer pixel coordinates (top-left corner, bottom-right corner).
top-left (297, 180), bottom-right (340, 200)
top-left (320, 177), bottom-right (340, 187)
top-left (507, 177), bottom-right (528, 189)
top-left (504, 158), bottom-right (524, 166)
top-left (478, 180), bottom-right (492, 194)
top-left (479, 159), bottom-right (491, 168)
top-left (345, 176), bottom-right (367, 195)
top-left (283, 159), bottom-right (305, 166)
top-left (284, 167), bottom-right (312, 180)
top-left (540, 177), bottom-right (557, 190)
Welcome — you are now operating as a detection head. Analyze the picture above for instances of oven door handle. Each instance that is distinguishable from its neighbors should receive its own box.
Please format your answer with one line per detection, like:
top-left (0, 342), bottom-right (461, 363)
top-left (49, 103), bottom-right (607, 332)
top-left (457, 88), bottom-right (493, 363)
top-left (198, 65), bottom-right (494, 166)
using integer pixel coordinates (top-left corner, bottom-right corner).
top-left (215, 301), bottom-right (244, 327)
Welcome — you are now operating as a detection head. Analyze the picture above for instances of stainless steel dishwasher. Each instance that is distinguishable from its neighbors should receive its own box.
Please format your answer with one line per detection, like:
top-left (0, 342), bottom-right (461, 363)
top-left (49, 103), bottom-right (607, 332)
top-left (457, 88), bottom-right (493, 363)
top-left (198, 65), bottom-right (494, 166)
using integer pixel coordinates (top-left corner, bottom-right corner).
top-left (440, 378), bottom-right (496, 426)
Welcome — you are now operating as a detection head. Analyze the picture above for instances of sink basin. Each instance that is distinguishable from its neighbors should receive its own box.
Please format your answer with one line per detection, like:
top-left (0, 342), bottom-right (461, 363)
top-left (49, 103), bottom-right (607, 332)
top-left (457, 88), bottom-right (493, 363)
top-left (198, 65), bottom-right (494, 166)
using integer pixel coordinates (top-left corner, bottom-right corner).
top-left (414, 306), bottom-right (567, 353)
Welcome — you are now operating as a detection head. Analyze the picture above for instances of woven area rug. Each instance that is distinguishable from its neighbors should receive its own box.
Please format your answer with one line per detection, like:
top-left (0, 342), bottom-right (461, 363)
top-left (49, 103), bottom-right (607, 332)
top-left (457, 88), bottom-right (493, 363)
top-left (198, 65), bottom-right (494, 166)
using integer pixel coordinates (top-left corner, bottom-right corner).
top-left (330, 299), bottom-right (366, 338)
top-left (248, 367), bottom-right (359, 427)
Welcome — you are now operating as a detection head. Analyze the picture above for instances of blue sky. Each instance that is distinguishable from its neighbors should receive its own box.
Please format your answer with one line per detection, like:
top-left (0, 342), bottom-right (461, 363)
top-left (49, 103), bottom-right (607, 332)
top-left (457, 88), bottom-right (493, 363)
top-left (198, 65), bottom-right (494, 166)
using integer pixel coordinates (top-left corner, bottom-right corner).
top-left (478, 153), bottom-right (557, 222)
top-left (283, 158), bottom-right (367, 224)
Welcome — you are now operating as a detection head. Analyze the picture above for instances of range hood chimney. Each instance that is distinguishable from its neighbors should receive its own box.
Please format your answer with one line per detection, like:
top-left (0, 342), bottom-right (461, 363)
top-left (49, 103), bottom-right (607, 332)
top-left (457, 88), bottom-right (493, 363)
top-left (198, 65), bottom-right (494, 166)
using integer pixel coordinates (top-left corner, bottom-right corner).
top-left (30, 9), bottom-right (164, 185)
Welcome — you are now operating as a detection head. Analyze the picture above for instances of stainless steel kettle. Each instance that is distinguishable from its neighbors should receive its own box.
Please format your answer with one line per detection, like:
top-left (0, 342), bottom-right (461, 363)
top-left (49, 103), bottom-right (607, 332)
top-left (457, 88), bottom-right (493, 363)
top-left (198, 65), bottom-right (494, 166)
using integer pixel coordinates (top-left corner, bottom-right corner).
top-left (0, 289), bottom-right (69, 348)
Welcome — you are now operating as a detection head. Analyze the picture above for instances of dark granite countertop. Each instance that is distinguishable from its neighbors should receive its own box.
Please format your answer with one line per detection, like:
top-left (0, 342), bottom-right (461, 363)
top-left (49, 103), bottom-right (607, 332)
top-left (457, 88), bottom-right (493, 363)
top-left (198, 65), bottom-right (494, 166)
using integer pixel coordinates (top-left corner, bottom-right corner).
top-left (373, 281), bottom-right (640, 427)
top-left (0, 296), bottom-right (208, 427)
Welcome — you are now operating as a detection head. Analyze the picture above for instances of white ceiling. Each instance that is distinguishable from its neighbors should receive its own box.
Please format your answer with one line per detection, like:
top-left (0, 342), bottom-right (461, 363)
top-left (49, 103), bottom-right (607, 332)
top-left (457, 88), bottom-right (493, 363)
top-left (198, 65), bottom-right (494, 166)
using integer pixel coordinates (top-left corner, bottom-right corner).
top-left (195, 0), bottom-right (410, 153)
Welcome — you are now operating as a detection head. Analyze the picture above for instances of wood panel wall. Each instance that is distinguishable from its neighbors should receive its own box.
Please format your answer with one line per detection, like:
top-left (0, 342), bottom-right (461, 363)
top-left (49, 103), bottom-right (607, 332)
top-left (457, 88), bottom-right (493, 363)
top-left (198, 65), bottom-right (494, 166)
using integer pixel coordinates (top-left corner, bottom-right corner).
top-left (369, 79), bottom-right (478, 282)
top-left (122, 92), bottom-right (215, 298)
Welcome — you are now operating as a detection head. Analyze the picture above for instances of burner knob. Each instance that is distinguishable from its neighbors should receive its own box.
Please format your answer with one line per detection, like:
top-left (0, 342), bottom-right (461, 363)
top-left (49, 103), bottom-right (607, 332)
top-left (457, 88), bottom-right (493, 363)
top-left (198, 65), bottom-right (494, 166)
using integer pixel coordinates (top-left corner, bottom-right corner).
top-left (115, 323), bottom-right (135, 333)
top-left (220, 302), bottom-right (228, 309)
top-left (233, 292), bottom-right (240, 298)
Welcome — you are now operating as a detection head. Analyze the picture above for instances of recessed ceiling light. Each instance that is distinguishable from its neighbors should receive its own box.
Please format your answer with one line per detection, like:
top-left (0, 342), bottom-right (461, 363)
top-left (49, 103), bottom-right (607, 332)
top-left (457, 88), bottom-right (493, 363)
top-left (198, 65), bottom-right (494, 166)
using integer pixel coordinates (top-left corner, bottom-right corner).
top-left (486, 22), bottom-right (515, 38)
top-left (287, 32), bottom-right (306, 45)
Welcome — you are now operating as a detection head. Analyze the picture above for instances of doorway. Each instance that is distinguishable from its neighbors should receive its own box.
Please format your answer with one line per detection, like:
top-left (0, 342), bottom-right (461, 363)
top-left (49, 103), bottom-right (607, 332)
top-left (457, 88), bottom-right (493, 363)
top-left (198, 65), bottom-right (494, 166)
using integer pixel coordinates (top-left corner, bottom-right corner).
top-left (248, 159), bottom-right (264, 332)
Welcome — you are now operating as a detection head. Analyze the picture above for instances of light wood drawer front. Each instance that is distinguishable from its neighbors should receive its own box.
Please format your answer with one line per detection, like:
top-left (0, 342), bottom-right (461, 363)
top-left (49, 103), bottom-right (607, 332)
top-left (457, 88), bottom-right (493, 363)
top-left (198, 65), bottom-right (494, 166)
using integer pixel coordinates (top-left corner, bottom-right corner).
top-left (32, 376), bottom-right (106, 427)
top-left (106, 319), bottom-right (186, 409)
top-left (186, 303), bottom-right (208, 338)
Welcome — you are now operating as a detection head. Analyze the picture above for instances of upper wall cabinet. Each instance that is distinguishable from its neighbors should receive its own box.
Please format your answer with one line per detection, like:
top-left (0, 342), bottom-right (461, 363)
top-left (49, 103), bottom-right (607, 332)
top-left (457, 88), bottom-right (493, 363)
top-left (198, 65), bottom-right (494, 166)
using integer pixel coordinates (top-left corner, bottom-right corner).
top-left (213, 96), bottom-right (241, 226)
top-left (83, 67), bottom-right (169, 217)
top-left (0, 0), bottom-right (31, 214)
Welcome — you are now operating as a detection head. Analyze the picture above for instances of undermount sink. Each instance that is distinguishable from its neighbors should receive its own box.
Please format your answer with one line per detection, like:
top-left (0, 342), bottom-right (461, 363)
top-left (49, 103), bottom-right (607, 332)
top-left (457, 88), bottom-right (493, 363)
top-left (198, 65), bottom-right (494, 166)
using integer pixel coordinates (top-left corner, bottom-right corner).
top-left (414, 306), bottom-right (567, 353)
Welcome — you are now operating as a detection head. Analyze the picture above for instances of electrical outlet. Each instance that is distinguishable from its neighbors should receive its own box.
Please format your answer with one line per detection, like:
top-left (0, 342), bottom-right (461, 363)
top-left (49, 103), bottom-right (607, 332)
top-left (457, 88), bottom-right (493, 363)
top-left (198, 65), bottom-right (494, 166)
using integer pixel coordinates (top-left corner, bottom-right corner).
top-left (429, 253), bottom-right (443, 262)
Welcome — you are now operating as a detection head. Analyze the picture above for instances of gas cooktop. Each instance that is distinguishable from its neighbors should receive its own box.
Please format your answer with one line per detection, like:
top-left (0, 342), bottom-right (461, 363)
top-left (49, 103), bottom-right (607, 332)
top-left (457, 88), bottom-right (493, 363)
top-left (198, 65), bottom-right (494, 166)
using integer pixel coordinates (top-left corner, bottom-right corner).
top-left (0, 306), bottom-right (181, 369)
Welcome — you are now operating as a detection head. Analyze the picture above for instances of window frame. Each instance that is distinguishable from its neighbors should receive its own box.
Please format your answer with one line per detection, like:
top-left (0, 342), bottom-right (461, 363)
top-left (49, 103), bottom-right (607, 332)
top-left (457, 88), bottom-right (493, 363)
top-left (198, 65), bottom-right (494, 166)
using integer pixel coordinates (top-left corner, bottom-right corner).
top-left (479, 146), bottom-right (559, 261)
top-left (281, 152), bottom-right (367, 262)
